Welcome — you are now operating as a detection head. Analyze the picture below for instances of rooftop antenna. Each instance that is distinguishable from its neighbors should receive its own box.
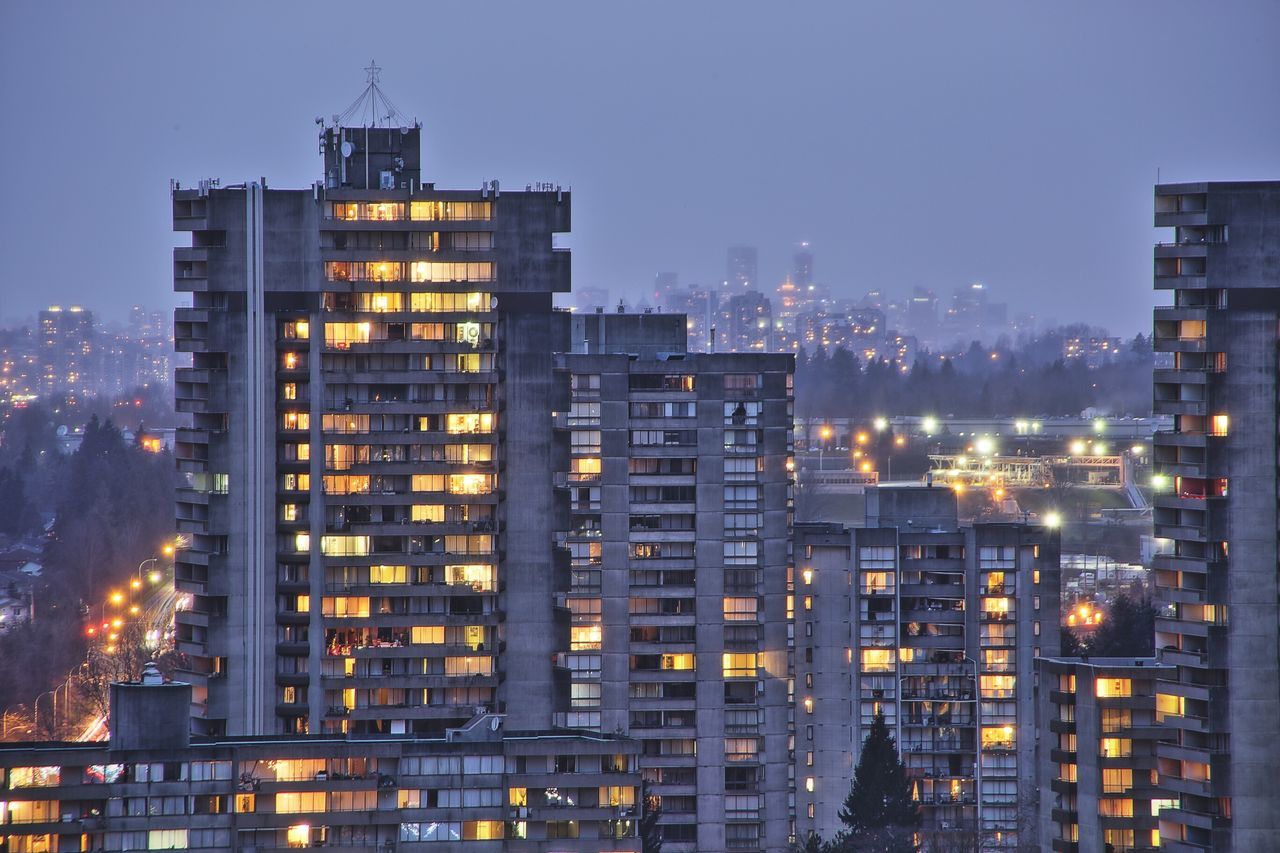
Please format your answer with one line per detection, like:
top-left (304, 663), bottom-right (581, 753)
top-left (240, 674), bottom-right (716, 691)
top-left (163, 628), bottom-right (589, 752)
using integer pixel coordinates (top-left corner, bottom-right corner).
top-left (334, 60), bottom-right (418, 129)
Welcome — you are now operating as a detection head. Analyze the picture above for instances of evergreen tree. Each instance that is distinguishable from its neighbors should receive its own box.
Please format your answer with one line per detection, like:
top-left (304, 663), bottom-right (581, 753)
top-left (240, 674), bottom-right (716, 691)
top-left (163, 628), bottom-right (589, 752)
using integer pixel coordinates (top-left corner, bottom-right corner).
top-left (834, 711), bottom-right (919, 852)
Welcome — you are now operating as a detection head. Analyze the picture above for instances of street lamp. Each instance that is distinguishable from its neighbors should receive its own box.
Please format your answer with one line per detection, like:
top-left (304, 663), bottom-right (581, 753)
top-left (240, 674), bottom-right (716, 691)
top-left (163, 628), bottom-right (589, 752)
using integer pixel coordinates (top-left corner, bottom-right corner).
top-left (137, 557), bottom-right (159, 584)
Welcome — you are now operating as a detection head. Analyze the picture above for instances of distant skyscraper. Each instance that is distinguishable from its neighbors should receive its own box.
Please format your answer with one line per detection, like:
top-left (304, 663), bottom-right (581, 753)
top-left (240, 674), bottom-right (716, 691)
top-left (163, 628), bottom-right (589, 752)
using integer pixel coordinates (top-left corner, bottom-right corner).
top-left (792, 242), bottom-right (813, 289)
top-left (726, 245), bottom-right (758, 292)
top-left (38, 305), bottom-right (93, 400)
top-left (653, 271), bottom-right (679, 304)
top-left (1151, 181), bottom-right (1280, 850)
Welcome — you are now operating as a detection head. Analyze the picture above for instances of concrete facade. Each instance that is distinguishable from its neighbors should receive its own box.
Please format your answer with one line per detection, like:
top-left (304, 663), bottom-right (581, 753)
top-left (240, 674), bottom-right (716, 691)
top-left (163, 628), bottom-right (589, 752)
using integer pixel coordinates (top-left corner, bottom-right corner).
top-left (173, 124), bottom-right (571, 738)
top-left (0, 673), bottom-right (641, 851)
top-left (552, 316), bottom-right (794, 851)
top-left (1151, 181), bottom-right (1280, 851)
top-left (794, 486), bottom-right (1060, 850)
top-left (1036, 657), bottom-right (1174, 853)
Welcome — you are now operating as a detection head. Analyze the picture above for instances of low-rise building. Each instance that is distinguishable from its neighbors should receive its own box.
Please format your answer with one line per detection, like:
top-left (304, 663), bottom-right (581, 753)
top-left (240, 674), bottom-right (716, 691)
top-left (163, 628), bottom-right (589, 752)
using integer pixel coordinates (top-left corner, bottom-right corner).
top-left (0, 665), bottom-right (643, 851)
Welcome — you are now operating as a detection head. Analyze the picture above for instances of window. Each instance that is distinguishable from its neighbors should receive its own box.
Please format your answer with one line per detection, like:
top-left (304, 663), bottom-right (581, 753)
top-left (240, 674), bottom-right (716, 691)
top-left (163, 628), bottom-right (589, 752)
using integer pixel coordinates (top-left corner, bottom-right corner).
top-left (275, 791), bottom-right (327, 813)
top-left (409, 290), bottom-right (492, 310)
top-left (148, 829), bottom-right (189, 849)
top-left (723, 597), bottom-right (758, 621)
top-left (861, 649), bottom-right (894, 673)
top-left (320, 535), bottom-right (369, 556)
top-left (722, 653), bottom-right (758, 678)
top-left (409, 200), bottom-right (492, 221)
top-left (570, 625), bottom-right (602, 650)
top-left (1100, 738), bottom-right (1133, 758)
top-left (325, 321), bottom-right (374, 346)
top-left (446, 412), bottom-right (495, 434)
top-left (1102, 768), bottom-right (1133, 793)
top-left (8, 766), bottom-right (60, 788)
top-left (1096, 678), bottom-right (1132, 698)
top-left (411, 626), bottom-right (445, 644)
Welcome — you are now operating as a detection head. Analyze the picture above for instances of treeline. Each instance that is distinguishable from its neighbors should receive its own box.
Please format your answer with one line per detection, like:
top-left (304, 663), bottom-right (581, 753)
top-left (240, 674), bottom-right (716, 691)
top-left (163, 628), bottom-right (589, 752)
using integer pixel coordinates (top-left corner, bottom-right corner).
top-left (0, 412), bottom-right (176, 726)
top-left (795, 326), bottom-right (1153, 421)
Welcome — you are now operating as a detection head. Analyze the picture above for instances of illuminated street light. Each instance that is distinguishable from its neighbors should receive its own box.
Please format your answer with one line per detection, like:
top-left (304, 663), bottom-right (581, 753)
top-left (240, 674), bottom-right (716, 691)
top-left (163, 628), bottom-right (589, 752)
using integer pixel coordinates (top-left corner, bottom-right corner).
top-left (975, 437), bottom-right (995, 456)
top-left (922, 416), bottom-right (938, 434)
top-left (1131, 445), bottom-right (1145, 455)
top-left (162, 544), bottom-right (175, 556)
top-left (894, 435), bottom-right (906, 447)
top-left (855, 432), bottom-right (869, 445)
top-left (1044, 511), bottom-right (1062, 529)
top-left (148, 571), bottom-right (162, 584)
top-left (109, 592), bottom-right (124, 606)
top-left (873, 417), bottom-right (888, 432)
top-left (1092, 442), bottom-right (1107, 454)
top-left (130, 578), bottom-right (142, 590)
top-left (1152, 474), bottom-right (1170, 490)
top-left (1069, 440), bottom-right (1086, 455)
top-left (1093, 418), bottom-right (1107, 433)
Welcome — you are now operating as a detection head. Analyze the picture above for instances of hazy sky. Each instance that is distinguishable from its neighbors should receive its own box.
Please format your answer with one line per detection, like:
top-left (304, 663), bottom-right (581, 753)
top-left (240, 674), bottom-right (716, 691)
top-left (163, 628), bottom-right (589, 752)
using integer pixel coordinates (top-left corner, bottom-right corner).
top-left (2, 1), bottom-right (1278, 334)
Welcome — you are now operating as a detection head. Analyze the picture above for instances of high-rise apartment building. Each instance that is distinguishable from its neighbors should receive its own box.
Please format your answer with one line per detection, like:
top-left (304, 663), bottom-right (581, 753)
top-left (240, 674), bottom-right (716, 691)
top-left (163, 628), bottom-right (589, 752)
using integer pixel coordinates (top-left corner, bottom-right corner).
top-left (172, 102), bottom-right (571, 737)
top-left (38, 305), bottom-right (94, 400)
top-left (171, 84), bottom-right (796, 852)
top-left (1151, 181), bottom-right (1280, 851)
top-left (553, 312), bottom-right (794, 852)
top-left (1036, 657), bottom-right (1174, 852)
top-left (794, 486), bottom-right (1059, 850)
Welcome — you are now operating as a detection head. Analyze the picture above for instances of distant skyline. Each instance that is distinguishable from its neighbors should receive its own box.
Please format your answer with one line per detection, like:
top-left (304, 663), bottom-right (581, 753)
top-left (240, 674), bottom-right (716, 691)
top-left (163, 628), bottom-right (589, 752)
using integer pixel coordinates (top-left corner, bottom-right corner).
top-left (2, 1), bottom-right (1278, 334)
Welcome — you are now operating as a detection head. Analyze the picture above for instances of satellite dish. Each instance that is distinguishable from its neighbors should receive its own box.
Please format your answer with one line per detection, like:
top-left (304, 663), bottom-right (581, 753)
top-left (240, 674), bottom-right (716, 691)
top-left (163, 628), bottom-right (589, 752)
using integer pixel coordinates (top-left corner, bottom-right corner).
top-left (340, 141), bottom-right (354, 158)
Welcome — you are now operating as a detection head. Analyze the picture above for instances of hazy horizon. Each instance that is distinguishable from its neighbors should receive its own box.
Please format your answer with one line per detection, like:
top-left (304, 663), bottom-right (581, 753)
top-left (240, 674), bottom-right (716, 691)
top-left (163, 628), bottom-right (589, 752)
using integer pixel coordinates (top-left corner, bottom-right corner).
top-left (2, 1), bottom-right (1278, 334)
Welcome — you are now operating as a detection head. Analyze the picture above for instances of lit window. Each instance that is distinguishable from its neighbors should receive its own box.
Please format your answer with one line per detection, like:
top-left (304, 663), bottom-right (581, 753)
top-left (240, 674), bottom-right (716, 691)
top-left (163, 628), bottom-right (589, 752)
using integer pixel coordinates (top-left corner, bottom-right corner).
top-left (570, 625), bottom-right (602, 650)
top-left (411, 626), bottom-right (445, 645)
top-left (861, 649), bottom-right (894, 672)
top-left (664, 654), bottom-right (696, 671)
top-left (412, 504), bottom-right (445, 523)
top-left (1096, 678), bottom-right (1132, 698)
top-left (722, 653), bottom-right (756, 677)
top-left (148, 829), bottom-right (189, 849)
top-left (723, 597), bottom-right (758, 621)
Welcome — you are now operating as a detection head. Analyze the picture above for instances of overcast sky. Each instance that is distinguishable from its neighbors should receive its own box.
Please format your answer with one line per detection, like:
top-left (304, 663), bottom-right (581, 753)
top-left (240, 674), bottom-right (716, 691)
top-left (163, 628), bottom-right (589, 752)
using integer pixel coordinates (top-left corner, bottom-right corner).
top-left (2, 1), bottom-right (1278, 333)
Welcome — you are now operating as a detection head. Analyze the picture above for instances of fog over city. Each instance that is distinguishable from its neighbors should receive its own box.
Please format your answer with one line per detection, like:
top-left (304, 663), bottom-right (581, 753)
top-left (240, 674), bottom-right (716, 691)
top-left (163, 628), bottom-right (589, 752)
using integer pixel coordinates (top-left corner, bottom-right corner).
top-left (2, 1), bottom-right (1278, 331)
